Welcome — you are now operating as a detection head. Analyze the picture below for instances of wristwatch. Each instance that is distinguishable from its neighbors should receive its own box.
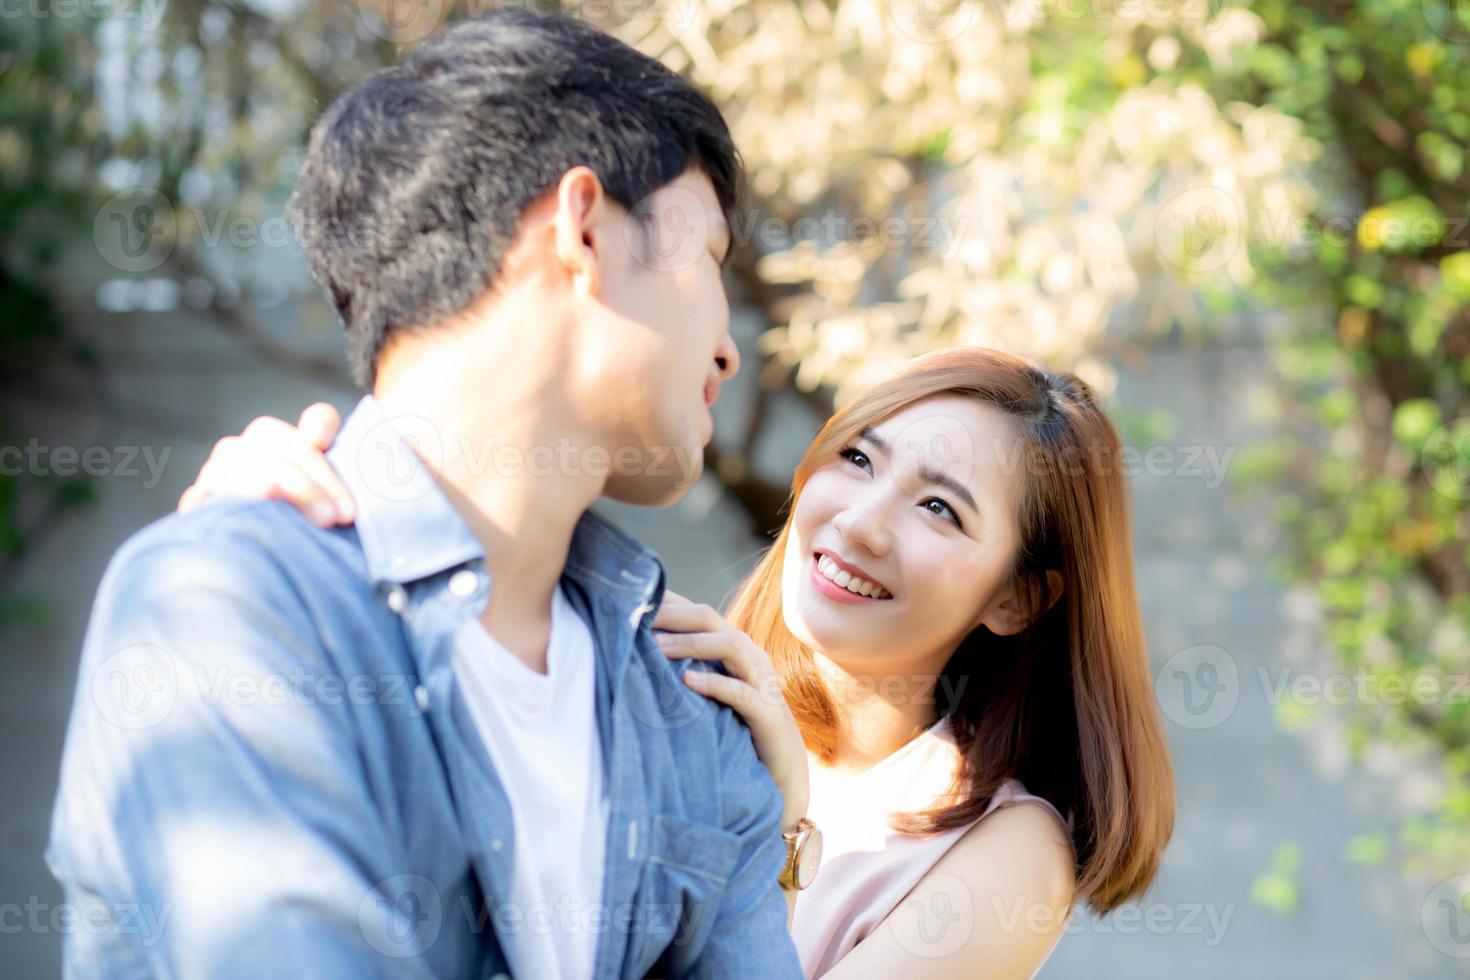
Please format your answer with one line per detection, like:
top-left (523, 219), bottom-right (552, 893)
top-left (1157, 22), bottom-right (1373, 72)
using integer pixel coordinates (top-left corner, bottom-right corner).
top-left (778, 818), bottom-right (823, 891)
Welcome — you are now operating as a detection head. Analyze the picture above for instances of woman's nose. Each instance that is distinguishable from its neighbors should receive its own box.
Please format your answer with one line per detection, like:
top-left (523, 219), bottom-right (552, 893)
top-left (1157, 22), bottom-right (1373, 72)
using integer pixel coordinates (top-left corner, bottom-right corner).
top-left (832, 493), bottom-right (893, 558)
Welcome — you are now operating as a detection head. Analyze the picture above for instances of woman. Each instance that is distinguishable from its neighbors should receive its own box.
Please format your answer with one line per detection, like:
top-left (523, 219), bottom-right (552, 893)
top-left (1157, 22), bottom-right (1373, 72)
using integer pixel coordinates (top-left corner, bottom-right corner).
top-left (180, 347), bottom-right (1175, 977)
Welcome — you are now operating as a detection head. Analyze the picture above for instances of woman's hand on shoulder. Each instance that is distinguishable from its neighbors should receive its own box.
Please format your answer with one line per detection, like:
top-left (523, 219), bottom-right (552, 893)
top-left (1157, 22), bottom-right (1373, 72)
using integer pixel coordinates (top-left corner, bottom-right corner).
top-left (178, 403), bottom-right (354, 527)
top-left (652, 591), bottom-right (810, 831)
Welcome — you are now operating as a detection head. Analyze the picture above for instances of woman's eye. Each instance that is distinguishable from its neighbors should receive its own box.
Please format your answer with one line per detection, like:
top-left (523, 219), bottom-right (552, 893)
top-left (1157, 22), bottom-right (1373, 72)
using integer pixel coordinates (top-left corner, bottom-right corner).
top-left (922, 497), bottom-right (963, 529)
top-left (839, 446), bottom-right (871, 471)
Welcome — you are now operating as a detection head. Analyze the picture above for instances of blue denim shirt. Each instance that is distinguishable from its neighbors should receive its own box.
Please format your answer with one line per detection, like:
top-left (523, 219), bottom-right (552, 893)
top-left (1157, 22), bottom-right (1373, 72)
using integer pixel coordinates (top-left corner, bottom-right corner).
top-left (48, 395), bottom-right (801, 979)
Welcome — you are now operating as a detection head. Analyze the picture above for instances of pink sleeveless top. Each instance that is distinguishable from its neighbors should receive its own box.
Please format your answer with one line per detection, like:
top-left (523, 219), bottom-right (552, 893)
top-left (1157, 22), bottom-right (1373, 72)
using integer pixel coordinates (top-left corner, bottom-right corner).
top-left (792, 716), bottom-right (1073, 978)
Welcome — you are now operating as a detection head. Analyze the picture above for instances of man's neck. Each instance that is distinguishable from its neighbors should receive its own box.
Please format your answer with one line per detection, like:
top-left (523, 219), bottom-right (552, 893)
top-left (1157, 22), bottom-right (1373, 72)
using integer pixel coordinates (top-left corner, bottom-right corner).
top-left (375, 335), bottom-right (605, 674)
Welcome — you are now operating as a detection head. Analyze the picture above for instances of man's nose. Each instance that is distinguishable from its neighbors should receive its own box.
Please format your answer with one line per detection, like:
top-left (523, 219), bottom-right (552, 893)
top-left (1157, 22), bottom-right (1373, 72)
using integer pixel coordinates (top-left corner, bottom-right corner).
top-left (714, 331), bottom-right (740, 381)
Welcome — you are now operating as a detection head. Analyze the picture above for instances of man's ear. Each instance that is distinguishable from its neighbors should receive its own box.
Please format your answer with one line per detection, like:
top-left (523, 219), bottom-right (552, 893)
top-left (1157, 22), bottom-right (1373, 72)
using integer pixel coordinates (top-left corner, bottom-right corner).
top-left (554, 166), bottom-right (605, 296)
top-left (977, 569), bottom-right (1065, 637)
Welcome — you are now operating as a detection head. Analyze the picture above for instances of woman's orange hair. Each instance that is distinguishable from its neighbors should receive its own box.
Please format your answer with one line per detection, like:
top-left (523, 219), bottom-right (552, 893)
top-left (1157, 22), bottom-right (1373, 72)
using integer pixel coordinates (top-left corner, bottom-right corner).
top-left (726, 347), bottom-right (1174, 913)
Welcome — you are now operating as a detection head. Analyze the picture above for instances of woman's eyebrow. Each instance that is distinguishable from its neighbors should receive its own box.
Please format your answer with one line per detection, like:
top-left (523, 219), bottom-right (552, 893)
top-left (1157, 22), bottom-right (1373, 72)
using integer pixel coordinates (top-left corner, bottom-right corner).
top-left (918, 464), bottom-right (978, 514)
top-left (861, 427), bottom-right (980, 516)
top-left (858, 427), bottom-right (888, 453)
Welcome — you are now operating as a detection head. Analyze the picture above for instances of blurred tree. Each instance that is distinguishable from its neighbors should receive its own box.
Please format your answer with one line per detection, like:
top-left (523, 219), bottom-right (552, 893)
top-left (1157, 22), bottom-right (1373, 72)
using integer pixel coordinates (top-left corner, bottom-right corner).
top-left (0, 16), bottom-right (102, 628)
top-left (1222, 0), bottom-right (1470, 879)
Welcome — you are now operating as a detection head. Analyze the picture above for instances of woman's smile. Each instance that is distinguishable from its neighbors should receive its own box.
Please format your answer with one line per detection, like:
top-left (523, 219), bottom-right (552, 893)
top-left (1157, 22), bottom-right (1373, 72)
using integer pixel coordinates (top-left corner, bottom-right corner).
top-left (808, 550), bottom-right (893, 604)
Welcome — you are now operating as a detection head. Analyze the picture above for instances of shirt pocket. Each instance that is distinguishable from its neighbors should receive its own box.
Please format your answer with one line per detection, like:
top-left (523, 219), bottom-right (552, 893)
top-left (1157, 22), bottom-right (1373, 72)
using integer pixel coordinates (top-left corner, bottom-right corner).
top-left (627, 812), bottom-right (744, 975)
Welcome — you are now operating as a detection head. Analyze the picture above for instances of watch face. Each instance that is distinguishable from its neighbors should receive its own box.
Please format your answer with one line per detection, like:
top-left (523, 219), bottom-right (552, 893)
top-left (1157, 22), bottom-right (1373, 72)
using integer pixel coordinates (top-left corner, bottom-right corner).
top-left (797, 827), bottom-right (824, 888)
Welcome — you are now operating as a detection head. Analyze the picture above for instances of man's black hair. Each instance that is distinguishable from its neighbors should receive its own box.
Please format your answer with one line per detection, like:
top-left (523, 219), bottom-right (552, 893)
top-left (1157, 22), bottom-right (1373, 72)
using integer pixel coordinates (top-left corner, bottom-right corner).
top-left (290, 9), bottom-right (741, 384)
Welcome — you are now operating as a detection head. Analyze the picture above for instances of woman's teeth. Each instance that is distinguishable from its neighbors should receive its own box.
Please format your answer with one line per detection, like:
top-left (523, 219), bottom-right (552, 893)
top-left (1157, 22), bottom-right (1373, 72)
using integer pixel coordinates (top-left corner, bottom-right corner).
top-left (817, 555), bottom-right (891, 599)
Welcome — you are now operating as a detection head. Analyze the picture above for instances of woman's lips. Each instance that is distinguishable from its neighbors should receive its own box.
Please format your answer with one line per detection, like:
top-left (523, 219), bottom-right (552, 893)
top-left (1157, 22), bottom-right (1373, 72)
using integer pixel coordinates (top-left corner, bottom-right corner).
top-left (809, 553), bottom-right (890, 605)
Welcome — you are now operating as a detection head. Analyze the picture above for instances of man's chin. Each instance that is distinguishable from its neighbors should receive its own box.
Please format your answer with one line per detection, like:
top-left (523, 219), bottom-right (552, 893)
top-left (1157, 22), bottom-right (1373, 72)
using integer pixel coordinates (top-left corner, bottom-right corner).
top-left (603, 454), bottom-right (704, 508)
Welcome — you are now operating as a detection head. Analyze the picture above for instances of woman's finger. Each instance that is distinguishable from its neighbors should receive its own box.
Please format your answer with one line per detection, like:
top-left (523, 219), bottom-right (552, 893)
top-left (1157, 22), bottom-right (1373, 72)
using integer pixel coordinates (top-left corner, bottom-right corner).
top-left (655, 631), bottom-right (756, 683)
top-left (177, 483), bottom-right (207, 514)
top-left (650, 601), bottom-right (725, 634)
top-left (268, 428), bottom-right (354, 524)
top-left (681, 669), bottom-right (759, 716)
top-left (239, 415), bottom-right (354, 524)
top-left (263, 464), bottom-right (342, 528)
top-left (296, 402), bottom-right (342, 450)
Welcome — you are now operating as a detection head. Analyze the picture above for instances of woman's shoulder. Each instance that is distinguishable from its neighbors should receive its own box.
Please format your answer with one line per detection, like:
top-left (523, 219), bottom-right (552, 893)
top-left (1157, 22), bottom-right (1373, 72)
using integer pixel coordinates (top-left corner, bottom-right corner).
top-left (945, 780), bottom-right (1076, 906)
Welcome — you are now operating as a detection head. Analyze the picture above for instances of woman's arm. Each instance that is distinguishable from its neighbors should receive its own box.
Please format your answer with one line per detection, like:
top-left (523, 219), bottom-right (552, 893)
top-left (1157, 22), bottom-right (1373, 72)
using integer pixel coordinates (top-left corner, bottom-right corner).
top-left (178, 403), bottom-right (354, 525)
top-left (652, 593), bottom-right (810, 929)
top-left (821, 803), bottom-right (1075, 979)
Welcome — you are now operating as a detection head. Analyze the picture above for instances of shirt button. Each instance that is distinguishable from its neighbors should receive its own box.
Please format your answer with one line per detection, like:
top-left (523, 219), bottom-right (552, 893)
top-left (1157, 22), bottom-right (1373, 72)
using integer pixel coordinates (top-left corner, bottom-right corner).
top-left (448, 569), bottom-right (479, 598)
top-left (385, 585), bottom-right (407, 613)
top-left (414, 684), bottom-right (430, 713)
top-left (490, 839), bottom-right (503, 852)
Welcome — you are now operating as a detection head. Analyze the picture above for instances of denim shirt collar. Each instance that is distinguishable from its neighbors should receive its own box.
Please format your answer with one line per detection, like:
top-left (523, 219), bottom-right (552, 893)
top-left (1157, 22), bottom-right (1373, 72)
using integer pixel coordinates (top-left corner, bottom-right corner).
top-left (327, 394), bottom-right (666, 615)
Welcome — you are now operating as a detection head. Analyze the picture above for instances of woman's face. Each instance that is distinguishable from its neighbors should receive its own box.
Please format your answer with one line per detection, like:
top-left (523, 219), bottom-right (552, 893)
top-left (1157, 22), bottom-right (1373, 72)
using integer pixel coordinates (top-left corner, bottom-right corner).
top-left (780, 394), bottom-right (1030, 672)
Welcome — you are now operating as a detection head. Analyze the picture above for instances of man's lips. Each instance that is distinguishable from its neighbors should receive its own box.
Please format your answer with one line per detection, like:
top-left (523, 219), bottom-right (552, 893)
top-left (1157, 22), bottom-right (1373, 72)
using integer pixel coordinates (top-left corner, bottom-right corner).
top-left (703, 377), bottom-right (721, 409)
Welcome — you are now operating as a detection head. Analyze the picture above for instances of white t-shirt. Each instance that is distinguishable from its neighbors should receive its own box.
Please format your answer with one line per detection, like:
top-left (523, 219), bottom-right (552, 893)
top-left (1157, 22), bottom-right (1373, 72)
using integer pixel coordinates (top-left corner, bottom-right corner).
top-left (452, 585), bottom-right (609, 980)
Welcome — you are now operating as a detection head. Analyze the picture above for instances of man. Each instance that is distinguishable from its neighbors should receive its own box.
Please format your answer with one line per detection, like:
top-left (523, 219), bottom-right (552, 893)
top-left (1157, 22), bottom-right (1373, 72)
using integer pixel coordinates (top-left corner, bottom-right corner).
top-left (48, 11), bottom-right (803, 978)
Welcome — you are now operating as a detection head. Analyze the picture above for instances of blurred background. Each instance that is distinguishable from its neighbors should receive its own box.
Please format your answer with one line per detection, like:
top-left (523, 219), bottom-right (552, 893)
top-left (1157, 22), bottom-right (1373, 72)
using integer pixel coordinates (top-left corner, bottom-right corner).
top-left (4, 0), bottom-right (1470, 975)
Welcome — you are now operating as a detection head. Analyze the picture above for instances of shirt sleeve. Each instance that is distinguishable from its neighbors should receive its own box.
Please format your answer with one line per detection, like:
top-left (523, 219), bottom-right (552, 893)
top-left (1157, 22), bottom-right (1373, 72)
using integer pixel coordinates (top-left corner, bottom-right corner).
top-left (678, 688), bottom-right (804, 980)
top-left (46, 514), bottom-right (438, 979)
